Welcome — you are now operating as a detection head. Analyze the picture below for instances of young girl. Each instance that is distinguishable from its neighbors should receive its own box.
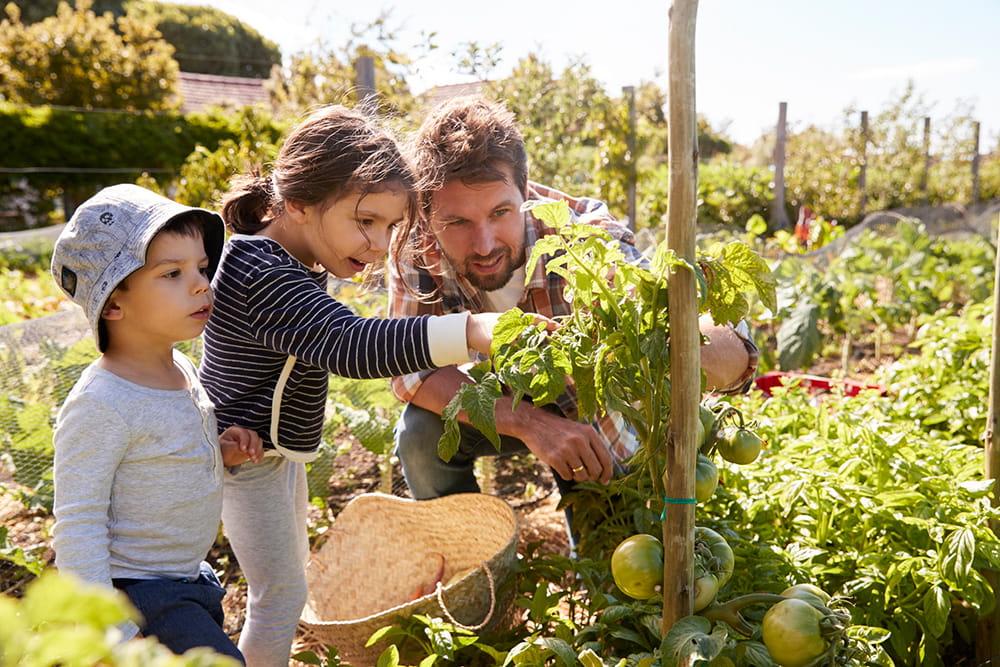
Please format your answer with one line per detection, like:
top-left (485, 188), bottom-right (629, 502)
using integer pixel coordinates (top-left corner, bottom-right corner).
top-left (198, 106), bottom-right (506, 666)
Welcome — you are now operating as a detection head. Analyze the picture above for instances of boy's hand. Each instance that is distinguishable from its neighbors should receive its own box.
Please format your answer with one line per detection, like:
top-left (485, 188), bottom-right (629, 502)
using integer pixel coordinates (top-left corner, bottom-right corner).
top-left (219, 426), bottom-right (264, 467)
top-left (466, 312), bottom-right (558, 356)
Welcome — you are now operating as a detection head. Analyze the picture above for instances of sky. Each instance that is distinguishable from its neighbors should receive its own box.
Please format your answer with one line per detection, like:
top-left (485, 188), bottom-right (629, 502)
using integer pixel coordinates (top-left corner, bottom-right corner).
top-left (173, 0), bottom-right (999, 148)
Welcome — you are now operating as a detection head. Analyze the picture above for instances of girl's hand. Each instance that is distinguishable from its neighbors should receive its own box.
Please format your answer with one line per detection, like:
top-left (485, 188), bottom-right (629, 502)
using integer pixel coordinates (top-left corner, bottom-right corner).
top-left (219, 426), bottom-right (264, 466)
top-left (466, 311), bottom-right (558, 356)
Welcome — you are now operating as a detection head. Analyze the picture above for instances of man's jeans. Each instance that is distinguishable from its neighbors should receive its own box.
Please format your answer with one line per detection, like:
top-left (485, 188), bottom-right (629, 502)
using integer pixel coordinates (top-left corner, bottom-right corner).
top-left (113, 562), bottom-right (244, 664)
top-left (394, 403), bottom-right (578, 544)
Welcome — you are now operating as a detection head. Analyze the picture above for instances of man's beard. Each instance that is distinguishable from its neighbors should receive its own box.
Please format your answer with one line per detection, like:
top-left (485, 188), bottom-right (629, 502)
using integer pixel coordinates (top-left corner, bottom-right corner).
top-left (450, 245), bottom-right (526, 292)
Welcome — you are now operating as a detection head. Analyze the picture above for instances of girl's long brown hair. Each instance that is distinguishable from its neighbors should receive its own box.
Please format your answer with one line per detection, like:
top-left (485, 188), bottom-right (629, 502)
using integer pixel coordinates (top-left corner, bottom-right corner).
top-left (221, 105), bottom-right (417, 279)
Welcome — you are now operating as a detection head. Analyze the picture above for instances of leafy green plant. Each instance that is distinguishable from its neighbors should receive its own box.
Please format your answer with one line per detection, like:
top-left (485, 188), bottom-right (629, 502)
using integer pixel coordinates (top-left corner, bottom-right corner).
top-left (0, 570), bottom-right (240, 665)
top-left (437, 200), bottom-right (775, 518)
top-left (714, 372), bottom-right (1000, 666)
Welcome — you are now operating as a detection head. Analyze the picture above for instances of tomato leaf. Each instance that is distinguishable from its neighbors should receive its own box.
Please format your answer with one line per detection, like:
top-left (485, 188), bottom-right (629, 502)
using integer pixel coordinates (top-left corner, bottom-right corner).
top-left (776, 300), bottom-right (820, 371)
top-left (921, 585), bottom-right (950, 638)
top-left (660, 616), bottom-right (726, 667)
top-left (537, 637), bottom-right (576, 666)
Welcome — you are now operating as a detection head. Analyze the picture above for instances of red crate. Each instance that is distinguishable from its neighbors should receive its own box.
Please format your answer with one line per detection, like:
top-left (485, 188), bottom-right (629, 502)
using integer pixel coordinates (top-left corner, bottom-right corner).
top-left (754, 371), bottom-right (887, 398)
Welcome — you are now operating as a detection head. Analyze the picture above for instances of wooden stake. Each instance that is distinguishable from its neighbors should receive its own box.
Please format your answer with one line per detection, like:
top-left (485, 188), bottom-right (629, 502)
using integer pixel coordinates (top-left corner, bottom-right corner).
top-left (972, 120), bottom-right (982, 205)
top-left (355, 56), bottom-right (376, 106)
top-left (859, 110), bottom-right (869, 217)
top-left (771, 102), bottom-right (790, 230)
top-left (921, 116), bottom-right (931, 205)
top-left (624, 85), bottom-right (638, 231)
top-left (663, 0), bottom-right (700, 633)
top-left (976, 220), bottom-right (1000, 661)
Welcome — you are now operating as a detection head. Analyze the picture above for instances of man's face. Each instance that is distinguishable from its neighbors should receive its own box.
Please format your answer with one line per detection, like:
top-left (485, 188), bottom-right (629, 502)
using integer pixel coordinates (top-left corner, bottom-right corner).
top-left (428, 165), bottom-right (527, 291)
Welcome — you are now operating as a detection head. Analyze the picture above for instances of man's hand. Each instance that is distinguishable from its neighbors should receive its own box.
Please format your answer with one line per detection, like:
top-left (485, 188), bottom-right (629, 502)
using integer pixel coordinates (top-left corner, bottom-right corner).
top-left (513, 410), bottom-right (614, 484)
top-left (466, 311), bottom-right (558, 356)
top-left (219, 426), bottom-right (264, 467)
top-left (699, 314), bottom-right (751, 391)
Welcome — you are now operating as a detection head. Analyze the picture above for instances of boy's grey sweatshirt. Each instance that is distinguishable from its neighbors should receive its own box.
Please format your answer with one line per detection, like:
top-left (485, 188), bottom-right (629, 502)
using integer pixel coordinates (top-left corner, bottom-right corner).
top-left (52, 351), bottom-right (224, 616)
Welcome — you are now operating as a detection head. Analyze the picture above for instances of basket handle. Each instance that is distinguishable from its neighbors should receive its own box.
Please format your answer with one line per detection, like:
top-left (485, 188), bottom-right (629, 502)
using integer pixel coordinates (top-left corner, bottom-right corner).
top-left (434, 564), bottom-right (496, 631)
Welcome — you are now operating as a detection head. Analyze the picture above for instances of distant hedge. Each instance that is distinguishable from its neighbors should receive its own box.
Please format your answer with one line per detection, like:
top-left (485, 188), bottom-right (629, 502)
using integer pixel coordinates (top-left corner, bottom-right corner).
top-left (0, 103), bottom-right (284, 189)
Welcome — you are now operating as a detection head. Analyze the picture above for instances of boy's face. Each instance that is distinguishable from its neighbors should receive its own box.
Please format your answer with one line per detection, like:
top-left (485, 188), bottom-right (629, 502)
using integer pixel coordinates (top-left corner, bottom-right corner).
top-left (103, 231), bottom-right (213, 347)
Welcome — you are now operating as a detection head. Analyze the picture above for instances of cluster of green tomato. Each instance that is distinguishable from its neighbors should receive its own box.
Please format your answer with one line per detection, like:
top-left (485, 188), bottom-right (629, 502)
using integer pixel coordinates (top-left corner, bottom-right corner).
top-left (608, 405), bottom-right (850, 666)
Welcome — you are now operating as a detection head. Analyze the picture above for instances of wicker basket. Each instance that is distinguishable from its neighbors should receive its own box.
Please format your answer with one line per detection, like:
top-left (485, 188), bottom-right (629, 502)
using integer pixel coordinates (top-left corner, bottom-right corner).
top-left (300, 493), bottom-right (519, 666)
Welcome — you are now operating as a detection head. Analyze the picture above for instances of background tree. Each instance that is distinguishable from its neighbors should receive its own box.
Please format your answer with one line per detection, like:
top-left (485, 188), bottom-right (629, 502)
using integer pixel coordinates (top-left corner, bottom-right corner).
top-left (124, 1), bottom-right (281, 78)
top-left (485, 54), bottom-right (616, 204)
top-left (4, 0), bottom-right (124, 23)
top-left (6, 0), bottom-right (280, 78)
top-left (0, 0), bottom-right (178, 110)
top-left (269, 11), bottom-right (426, 118)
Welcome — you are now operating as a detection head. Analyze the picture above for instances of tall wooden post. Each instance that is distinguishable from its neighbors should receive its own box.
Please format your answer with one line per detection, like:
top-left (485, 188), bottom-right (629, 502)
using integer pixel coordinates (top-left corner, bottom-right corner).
top-left (976, 222), bottom-right (1000, 661)
top-left (770, 102), bottom-right (790, 230)
top-left (920, 117), bottom-right (931, 205)
top-left (859, 110), bottom-right (869, 217)
top-left (623, 85), bottom-right (638, 231)
top-left (663, 0), bottom-right (700, 633)
top-left (355, 56), bottom-right (376, 106)
top-left (972, 121), bottom-right (982, 205)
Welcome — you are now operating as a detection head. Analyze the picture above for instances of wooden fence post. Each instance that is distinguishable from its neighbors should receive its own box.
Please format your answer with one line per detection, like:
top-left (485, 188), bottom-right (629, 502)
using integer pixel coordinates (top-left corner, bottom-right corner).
top-left (972, 120), bottom-right (982, 205)
top-left (623, 85), bottom-right (638, 231)
top-left (770, 101), bottom-right (790, 230)
top-left (859, 110), bottom-right (869, 217)
top-left (921, 116), bottom-right (931, 205)
top-left (663, 0), bottom-right (700, 634)
top-left (976, 221), bottom-right (1000, 662)
top-left (355, 56), bottom-right (376, 106)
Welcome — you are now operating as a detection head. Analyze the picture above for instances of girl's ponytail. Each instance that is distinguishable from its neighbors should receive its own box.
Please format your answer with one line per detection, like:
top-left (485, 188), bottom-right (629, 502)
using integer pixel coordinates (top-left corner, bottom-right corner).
top-left (221, 169), bottom-right (274, 235)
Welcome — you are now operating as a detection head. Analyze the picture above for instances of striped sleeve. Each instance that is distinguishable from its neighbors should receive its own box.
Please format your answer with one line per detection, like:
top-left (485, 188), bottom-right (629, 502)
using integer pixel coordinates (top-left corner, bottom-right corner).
top-left (244, 263), bottom-right (457, 379)
top-left (387, 260), bottom-right (447, 402)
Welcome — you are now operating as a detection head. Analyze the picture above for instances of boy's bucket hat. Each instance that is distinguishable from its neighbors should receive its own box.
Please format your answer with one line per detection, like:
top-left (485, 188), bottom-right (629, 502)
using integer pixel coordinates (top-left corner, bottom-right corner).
top-left (50, 184), bottom-right (225, 351)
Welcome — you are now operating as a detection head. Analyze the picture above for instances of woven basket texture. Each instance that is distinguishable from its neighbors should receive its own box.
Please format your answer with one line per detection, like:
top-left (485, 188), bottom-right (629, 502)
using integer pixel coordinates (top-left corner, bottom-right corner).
top-left (301, 493), bottom-right (519, 665)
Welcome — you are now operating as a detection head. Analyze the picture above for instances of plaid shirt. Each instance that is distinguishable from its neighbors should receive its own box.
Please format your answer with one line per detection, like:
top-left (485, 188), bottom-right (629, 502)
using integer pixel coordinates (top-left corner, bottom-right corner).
top-left (388, 182), bottom-right (757, 464)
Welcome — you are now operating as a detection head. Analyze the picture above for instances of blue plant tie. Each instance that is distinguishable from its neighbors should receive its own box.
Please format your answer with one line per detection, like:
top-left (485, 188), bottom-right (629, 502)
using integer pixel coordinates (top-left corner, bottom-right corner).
top-left (660, 496), bottom-right (697, 521)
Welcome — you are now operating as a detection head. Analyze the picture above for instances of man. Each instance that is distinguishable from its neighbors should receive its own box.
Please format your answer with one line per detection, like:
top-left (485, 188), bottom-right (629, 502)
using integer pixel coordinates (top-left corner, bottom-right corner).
top-left (389, 96), bottom-right (757, 501)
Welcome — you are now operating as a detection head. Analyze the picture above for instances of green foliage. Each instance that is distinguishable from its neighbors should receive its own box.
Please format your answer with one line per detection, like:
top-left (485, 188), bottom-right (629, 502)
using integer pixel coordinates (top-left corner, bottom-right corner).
top-left (437, 201), bottom-right (775, 515)
top-left (767, 219), bottom-right (994, 371)
top-left (715, 364), bottom-right (1000, 666)
top-left (268, 13), bottom-right (423, 117)
top-left (0, 570), bottom-right (240, 665)
top-left (485, 54), bottom-right (617, 207)
top-left (880, 302), bottom-right (991, 448)
top-left (0, 0), bottom-right (178, 110)
top-left (125, 1), bottom-right (280, 78)
top-left (770, 82), bottom-right (1000, 225)
top-left (5, 0), bottom-right (125, 23)
top-left (0, 101), bottom-right (284, 192)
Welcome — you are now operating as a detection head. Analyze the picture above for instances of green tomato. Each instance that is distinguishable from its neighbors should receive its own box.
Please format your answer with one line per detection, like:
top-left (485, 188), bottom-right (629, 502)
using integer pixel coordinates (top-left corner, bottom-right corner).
top-left (781, 583), bottom-right (831, 608)
top-left (693, 571), bottom-right (720, 612)
top-left (762, 598), bottom-right (829, 667)
top-left (695, 454), bottom-right (719, 503)
top-left (716, 427), bottom-right (763, 465)
top-left (695, 526), bottom-right (734, 586)
top-left (699, 405), bottom-right (717, 448)
top-left (611, 534), bottom-right (663, 600)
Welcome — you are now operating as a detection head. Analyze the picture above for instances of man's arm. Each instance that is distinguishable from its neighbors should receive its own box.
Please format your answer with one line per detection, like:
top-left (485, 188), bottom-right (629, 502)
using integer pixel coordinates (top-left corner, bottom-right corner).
top-left (408, 366), bottom-right (612, 484)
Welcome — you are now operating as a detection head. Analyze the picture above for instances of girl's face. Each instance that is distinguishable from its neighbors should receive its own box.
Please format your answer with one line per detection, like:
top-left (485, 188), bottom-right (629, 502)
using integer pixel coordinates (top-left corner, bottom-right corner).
top-left (301, 188), bottom-right (408, 278)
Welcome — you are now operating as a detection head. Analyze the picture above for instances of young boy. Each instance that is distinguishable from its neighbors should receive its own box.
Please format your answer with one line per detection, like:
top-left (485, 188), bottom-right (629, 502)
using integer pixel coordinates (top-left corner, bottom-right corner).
top-left (50, 184), bottom-right (263, 663)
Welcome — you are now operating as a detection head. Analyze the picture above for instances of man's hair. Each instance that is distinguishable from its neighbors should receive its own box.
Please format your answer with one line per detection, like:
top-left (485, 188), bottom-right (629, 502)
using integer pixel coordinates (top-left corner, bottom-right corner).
top-left (408, 96), bottom-right (528, 229)
top-left (97, 213), bottom-right (207, 350)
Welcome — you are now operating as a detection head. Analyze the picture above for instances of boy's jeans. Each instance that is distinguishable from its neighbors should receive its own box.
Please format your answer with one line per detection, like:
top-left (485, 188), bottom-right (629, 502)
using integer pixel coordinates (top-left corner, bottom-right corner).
top-left (113, 561), bottom-right (244, 664)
